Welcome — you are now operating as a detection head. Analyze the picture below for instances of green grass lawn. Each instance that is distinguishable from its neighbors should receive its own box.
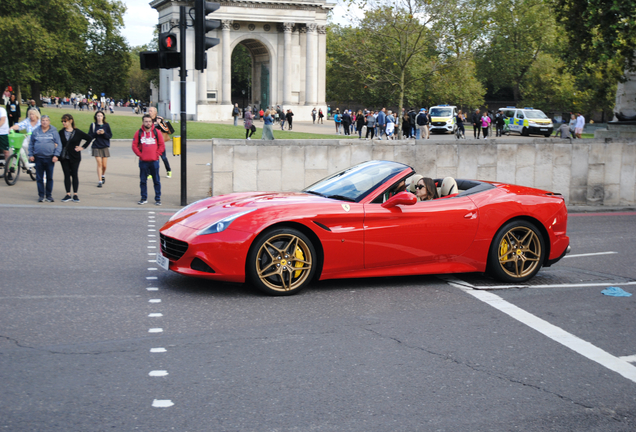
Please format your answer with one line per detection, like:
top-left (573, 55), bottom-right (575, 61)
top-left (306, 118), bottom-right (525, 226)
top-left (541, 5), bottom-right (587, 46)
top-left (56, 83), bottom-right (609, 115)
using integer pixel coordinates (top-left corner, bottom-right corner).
top-left (34, 106), bottom-right (340, 140)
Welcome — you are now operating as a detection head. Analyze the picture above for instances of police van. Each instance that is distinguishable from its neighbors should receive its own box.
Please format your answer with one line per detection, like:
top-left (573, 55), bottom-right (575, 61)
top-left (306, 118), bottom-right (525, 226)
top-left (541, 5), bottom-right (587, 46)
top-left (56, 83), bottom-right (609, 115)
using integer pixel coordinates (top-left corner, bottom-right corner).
top-left (428, 105), bottom-right (458, 134)
top-left (499, 107), bottom-right (553, 137)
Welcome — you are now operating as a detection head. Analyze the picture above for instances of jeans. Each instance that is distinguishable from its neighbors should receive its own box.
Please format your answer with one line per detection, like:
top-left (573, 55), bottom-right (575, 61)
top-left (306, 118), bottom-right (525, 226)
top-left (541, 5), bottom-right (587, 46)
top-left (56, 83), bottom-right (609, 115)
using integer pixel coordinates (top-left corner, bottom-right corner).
top-left (233, 116), bottom-right (238, 126)
top-left (160, 150), bottom-right (171, 172)
top-left (416, 128), bottom-right (421, 139)
top-left (35, 156), bottom-right (55, 199)
top-left (139, 160), bottom-right (161, 202)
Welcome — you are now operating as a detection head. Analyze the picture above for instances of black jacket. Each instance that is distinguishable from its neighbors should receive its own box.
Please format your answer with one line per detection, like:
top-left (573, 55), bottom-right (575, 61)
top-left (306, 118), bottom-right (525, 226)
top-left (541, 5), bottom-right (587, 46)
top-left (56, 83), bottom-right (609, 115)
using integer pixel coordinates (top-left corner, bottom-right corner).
top-left (6, 100), bottom-right (21, 121)
top-left (471, 112), bottom-right (480, 125)
top-left (59, 128), bottom-right (93, 163)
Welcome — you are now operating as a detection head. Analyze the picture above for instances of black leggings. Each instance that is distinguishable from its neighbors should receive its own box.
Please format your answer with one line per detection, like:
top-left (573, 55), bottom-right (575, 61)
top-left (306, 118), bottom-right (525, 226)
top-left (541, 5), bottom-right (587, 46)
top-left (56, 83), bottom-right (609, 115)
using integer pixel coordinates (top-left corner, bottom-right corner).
top-left (245, 127), bottom-right (255, 138)
top-left (60, 159), bottom-right (81, 194)
top-left (366, 127), bottom-right (375, 139)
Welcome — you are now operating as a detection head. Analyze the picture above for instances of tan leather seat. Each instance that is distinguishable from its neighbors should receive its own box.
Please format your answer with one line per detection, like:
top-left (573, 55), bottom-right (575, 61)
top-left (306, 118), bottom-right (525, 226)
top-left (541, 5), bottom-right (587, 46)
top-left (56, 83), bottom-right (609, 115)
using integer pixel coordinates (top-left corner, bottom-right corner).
top-left (408, 174), bottom-right (423, 194)
top-left (440, 177), bottom-right (458, 197)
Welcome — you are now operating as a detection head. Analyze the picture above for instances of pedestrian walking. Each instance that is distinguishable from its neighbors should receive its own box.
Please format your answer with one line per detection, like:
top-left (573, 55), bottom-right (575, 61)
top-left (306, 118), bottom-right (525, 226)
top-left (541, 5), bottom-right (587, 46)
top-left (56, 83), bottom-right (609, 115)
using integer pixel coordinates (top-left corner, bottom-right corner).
top-left (575, 112), bottom-right (585, 139)
top-left (286, 109), bottom-right (294, 130)
top-left (5, 94), bottom-right (21, 127)
top-left (132, 114), bottom-right (164, 205)
top-left (318, 108), bottom-right (324, 124)
top-left (58, 114), bottom-right (93, 203)
top-left (232, 103), bottom-right (240, 126)
top-left (365, 111), bottom-right (376, 140)
top-left (312, 107), bottom-right (317, 124)
top-left (28, 115), bottom-right (62, 202)
top-left (472, 109), bottom-right (481, 139)
top-left (481, 112), bottom-right (491, 139)
top-left (262, 109), bottom-right (275, 140)
top-left (88, 111), bottom-right (112, 187)
top-left (244, 107), bottom-right (256, 139)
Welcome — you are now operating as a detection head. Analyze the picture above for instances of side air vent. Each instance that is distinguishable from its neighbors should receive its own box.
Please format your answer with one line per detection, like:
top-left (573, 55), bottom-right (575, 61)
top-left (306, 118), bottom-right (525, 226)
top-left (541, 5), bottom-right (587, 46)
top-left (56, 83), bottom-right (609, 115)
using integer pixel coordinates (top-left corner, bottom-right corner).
top-left (191, 258), bottom-right (215, 273)
top-left (313, 221), bottom-right (332, 232)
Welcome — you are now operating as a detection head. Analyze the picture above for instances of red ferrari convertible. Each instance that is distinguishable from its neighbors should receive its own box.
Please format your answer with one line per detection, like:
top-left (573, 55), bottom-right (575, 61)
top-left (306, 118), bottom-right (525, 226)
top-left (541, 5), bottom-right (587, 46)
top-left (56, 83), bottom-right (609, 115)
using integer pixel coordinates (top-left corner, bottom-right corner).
top-left (158, 160), bottom-right (570, 295)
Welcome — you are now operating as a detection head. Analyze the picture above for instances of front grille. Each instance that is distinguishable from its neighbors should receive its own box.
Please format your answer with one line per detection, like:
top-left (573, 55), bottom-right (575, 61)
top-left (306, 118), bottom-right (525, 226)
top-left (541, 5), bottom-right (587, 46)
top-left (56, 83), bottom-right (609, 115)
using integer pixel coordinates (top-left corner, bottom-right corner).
top-left (160, 234), bottom-right (188, 261)
top-left (431, 122), bottom-right (446, 126)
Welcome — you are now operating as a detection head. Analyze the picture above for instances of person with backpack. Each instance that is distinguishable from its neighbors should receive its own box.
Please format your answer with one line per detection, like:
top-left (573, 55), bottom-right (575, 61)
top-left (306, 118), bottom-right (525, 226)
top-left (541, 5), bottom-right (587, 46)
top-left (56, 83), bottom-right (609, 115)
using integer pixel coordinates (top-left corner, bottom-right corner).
top-left (88, 111), bottom-right (112, 187)
top-left (232, 103), bottom-right (240, 126)
top-left (415, 108), bottom-right (428, 139)
top-left (132, 114), bottom-right (165, 205)
top-left (333, 109), bottom-right (341, 134)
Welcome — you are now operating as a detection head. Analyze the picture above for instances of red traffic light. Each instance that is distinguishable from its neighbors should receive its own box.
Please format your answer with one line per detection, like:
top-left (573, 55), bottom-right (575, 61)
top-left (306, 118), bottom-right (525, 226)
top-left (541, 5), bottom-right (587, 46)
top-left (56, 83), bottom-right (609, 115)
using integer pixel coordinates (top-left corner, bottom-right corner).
top-left (159, 33), bottom-right (178, 52)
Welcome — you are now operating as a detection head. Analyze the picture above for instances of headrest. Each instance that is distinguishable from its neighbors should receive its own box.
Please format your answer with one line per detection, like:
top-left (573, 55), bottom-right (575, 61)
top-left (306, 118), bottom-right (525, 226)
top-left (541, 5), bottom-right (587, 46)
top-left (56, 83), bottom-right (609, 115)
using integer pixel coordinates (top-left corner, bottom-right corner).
top-left (440, 177), bottom-right (458, 197)
top-left (408, 174), bottom-right (423, 194)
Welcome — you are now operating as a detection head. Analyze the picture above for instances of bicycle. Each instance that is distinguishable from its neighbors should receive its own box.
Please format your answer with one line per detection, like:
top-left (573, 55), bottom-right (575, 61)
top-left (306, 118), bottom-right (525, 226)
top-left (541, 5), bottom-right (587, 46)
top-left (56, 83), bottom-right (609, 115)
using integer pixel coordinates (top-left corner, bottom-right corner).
top-left (454, 125), bottom-right (465, 139)
top-left (4, 131), bottom-right (37, 186)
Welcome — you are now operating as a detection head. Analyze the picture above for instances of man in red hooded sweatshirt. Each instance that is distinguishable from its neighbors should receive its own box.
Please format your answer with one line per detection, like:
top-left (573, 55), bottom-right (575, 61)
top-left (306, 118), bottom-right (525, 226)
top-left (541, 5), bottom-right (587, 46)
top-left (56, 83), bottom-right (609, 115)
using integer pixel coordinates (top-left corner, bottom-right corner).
top-left (132, 114), bottom-right (165, 205)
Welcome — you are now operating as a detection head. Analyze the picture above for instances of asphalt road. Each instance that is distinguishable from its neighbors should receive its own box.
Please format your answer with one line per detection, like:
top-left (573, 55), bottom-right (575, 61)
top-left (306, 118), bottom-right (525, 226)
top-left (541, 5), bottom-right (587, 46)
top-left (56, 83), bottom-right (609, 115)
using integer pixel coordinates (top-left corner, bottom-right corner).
top-left (0, 206), bottom-right (634, 431)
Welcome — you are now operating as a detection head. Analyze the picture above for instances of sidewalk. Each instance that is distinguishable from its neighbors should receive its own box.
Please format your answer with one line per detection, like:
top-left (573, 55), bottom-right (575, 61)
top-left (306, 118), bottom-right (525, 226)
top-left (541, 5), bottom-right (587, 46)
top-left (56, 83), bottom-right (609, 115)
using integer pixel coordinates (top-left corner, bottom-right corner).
top-left (0, 140), bottom-right (212, 210)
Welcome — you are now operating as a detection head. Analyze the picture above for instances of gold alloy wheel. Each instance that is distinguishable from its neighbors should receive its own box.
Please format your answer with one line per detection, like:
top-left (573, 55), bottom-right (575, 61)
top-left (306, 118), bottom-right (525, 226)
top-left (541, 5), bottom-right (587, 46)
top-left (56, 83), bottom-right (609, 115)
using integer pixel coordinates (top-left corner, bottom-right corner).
top-left (255, 233), bottom-right (313, 292)
top-left (497, 226), bottom-right (542, 278)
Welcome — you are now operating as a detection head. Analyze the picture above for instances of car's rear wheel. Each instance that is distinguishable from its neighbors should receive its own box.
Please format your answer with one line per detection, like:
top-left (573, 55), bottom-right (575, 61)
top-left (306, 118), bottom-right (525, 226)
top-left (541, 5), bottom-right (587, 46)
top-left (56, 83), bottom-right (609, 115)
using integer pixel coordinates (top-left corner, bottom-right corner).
top-left (247, 227), bottom-right (317, 295)
top-left (521, 127), bottom-right (529, 136)
top-left (489, 220), bottom-right (545, 283)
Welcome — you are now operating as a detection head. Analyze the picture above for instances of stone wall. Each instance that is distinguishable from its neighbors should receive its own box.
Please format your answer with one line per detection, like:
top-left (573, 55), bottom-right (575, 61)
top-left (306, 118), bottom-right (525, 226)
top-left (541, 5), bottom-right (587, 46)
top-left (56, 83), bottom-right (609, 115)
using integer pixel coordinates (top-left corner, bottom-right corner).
top-left (210, 138), bottom-right (636, 206)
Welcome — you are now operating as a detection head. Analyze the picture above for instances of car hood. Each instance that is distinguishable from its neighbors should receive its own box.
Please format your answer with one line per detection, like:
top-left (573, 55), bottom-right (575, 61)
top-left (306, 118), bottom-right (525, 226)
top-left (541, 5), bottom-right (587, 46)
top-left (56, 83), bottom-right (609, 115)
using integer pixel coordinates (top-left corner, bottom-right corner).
top-left (165, 192), bottom-right (337, 231)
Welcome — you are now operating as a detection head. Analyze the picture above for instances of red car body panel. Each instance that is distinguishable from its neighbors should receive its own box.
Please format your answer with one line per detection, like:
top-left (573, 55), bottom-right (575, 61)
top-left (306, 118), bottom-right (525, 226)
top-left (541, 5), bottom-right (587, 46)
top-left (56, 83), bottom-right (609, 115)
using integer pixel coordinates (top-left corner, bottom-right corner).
top-left (159, 162), bottom-right (569, 286)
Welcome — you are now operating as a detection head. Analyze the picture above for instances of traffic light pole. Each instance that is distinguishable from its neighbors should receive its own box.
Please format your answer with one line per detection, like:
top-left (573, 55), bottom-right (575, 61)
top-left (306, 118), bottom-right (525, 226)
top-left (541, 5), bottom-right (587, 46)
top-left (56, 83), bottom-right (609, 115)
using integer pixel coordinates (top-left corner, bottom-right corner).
top-left (179, 5), bottom-right (187, 206)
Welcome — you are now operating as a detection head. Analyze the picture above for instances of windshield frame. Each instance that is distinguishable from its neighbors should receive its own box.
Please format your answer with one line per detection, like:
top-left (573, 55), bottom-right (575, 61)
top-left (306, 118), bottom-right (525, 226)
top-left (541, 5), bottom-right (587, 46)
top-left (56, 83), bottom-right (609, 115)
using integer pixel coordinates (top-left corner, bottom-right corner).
top-left (303, 160), bottom-right (412, 203)
top-left (524, 110), bottom-right (549, 120)
top-left (430, 108), bottom-right (453, 117)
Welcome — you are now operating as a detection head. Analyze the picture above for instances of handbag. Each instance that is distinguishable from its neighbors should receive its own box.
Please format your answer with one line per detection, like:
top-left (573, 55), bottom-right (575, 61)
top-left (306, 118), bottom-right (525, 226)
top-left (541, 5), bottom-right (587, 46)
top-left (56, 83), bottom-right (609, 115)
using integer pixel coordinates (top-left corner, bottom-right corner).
top-left (60, 130), bottom-right (75, 160)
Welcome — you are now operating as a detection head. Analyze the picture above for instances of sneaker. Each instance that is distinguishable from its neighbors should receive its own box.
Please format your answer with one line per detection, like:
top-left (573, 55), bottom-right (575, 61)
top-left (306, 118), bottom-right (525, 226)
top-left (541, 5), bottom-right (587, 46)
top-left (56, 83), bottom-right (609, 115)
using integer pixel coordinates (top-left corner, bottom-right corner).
top-left (155, 201), bottom-right (162, 206)
top-left (166, 171), bottom-right (172, 178)
top-left (147, 174), bottom-right (152, 180)
top-left (46, 197), bottom-right (54, 203)
top-left (73, 195), bottom-right (80, 203)
top-left (247, 137), bottom-right (251, 140)
top-left (138, 200), bottom-right (148, 205)
top-left (61, 195), bottom-right (72, 203)
top-left (38, 197), bottom-right (44, 202)
top-left (97, 181), bottom-right (103, 188)
top-left (101, 176), bottom-right (105, 184)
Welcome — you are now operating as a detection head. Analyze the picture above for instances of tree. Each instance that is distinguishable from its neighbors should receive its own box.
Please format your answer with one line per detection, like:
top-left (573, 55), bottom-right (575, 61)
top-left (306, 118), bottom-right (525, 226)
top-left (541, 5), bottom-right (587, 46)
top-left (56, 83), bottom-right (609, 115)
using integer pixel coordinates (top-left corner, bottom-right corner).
top-left (553, 0), bottom-right (636, 71)
top-left (475, 0), bottom-right (558, 103)
top-left (0, 0), bottom-right (129, 102)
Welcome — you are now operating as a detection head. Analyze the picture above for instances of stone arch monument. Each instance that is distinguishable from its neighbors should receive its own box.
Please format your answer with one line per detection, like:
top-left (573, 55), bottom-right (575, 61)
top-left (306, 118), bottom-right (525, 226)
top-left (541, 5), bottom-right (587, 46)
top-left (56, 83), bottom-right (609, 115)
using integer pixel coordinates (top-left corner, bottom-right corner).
top-left (150, 0), bottom-right (333, 121)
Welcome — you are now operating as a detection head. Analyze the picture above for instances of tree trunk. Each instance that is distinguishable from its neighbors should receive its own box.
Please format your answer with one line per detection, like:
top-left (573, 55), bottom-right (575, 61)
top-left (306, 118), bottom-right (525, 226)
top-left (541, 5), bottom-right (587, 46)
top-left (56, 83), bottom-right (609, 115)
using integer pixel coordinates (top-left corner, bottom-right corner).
top-left (30, 82), bottom-right (41, 107)
top-left (398, 68), bottom-right (405, 140)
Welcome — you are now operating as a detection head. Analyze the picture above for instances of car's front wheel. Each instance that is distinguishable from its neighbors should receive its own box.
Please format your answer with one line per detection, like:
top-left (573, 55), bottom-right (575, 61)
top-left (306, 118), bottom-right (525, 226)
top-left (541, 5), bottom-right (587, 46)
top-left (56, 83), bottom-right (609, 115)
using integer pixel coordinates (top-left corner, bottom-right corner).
top-left (488, 220), bottom-right (545, 283)
top-left (247, 227), bottom-right (317, 295)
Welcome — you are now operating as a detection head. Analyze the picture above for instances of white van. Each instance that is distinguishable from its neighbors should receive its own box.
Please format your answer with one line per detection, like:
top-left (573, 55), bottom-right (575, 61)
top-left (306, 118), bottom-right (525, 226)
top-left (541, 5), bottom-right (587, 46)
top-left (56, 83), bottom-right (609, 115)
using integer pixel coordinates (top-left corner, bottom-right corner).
top-left (499, 107), bottom-right (554, 137)
top-left (428, 105), bottom-right (457, 134)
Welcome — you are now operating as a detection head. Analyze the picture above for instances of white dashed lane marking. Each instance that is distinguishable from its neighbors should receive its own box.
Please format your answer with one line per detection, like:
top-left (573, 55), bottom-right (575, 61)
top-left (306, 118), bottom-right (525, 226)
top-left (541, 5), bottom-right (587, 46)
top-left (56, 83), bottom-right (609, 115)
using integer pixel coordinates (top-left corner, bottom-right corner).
top-left (148, 328), bottom-right (163, 333)
top-left (565, 251), bottom-right (618, 259)
top-left (152, 399), bottom-right (174, 408)
top-left (146, 287), bottom-right (158, 291)
top-left (148, 313), bottom-right (163, 317)
top-left (150, 348), bottom-right (167, 353)
top-left (149, 370), bottom-right (168, 377)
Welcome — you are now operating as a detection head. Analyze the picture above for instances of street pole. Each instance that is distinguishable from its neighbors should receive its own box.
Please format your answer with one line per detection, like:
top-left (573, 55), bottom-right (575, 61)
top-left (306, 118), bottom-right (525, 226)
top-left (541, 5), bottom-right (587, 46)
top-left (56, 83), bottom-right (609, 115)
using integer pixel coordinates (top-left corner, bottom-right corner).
top-left (179, 5), bottom-right (187, 206)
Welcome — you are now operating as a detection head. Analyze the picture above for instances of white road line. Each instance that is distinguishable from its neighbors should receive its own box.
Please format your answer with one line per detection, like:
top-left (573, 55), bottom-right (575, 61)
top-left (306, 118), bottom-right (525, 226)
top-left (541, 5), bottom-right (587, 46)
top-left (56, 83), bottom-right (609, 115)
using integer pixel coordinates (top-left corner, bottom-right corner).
top-left (148, 268), bottom-right (158, 271)
top-left (620, 355), bottom-right (636, 363)
top-left (152, 399), bottom-right (173, 408)
top-left (148, 229), bottom-right (156, 232)
top-left (148, 260), bottom-right (156, 263)
top-left (146, 287), bottom-right (158, 291)
top-left (148, 211), bottom-right (155, 214)
top-left (148, 313), bottom-right (163, 317)
top-left (149, 370), bottom-right (168, 377)
top-left (148, 253), bottom-right (155, 256)
top-left (149, 240), bottom-right (157, 243)
top-left (565, 251), bottom-right (618, 258)
top-left (469, 281), bottom-right (636, 290)
top-left (148, 234), bottom-right (156, 237)
top-left (146, 276), bottom-right (157, 280)
top-left (147, 246), bottom-right (156, 249)
top-left (148, 225), bottom-right (155, 227)
top-left (148, 328), bottom-right (163, 333)
top-left (451, 282), bottom-right (636, 384)
top-left (150, 348), bottom-right (167, 353)
top-left (149, 299), bottom-right (161, 303)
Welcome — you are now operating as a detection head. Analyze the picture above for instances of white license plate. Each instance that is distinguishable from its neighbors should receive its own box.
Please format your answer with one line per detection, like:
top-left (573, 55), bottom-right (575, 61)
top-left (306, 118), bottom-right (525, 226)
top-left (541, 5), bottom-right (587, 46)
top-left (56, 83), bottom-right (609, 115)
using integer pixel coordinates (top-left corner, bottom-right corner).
top-left (156, 252), bottom-right (170, 270)
top-left (540, 128), bottom-right (548, 131)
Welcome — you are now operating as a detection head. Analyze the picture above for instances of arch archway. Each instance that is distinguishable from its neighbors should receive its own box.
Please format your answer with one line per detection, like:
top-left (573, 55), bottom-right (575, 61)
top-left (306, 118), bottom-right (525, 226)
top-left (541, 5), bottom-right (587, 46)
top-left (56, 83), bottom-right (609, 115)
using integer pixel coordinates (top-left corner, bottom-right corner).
top-left (231, 37), bottom-right (272, 112)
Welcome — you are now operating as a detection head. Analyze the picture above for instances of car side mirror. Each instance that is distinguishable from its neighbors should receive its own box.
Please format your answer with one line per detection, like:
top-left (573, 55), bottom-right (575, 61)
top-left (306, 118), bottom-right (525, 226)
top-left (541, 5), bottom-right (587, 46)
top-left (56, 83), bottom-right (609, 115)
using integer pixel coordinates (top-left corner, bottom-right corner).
top-left (381, 191), bottom-right (417, 208)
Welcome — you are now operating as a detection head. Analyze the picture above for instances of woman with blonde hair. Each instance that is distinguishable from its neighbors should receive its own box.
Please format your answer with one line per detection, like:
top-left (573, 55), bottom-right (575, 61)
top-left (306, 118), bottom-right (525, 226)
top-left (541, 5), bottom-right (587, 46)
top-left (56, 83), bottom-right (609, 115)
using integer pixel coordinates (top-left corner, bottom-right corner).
top-left (262, 109), bottom-right (275, 140)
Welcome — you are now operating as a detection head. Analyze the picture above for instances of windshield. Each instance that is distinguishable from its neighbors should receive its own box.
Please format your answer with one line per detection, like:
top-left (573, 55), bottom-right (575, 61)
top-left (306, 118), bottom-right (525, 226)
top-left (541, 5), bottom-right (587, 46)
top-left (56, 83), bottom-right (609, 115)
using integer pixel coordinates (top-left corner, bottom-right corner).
top-left (525, 110), bottom-right (549, 120)
top-left (303, 161), bottom-right (410, 202)
top-left (430, 108), bottom-right (452, 117)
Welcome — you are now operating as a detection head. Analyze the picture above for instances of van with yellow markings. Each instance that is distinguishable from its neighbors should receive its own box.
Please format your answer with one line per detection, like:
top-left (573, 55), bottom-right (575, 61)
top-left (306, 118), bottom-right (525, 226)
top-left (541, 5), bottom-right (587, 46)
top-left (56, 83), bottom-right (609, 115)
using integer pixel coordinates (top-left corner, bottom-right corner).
top-left (500, 107), bottom-right (553, 137)
top-left (428, 105), bottom-right (458, 134)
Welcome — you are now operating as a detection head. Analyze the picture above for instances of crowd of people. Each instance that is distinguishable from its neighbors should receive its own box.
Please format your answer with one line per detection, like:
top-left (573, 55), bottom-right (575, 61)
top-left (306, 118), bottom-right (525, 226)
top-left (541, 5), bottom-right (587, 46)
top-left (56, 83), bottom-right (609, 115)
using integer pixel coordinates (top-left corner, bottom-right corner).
top-left (1, 94), bottom-right (174, 205)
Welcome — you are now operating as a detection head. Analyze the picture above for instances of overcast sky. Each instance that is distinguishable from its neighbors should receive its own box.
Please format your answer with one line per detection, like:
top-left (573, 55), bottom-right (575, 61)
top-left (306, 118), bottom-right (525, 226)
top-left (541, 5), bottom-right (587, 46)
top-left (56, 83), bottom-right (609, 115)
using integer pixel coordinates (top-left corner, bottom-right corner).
top-left (122, 0), bottom-right (353, 48)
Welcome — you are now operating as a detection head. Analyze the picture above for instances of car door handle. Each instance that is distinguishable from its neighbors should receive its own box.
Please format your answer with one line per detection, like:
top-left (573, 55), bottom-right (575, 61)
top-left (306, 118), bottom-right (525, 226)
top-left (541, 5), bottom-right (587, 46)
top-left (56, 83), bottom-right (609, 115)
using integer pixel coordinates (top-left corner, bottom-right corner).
top-left (464, 212), bottom-right (476, 219)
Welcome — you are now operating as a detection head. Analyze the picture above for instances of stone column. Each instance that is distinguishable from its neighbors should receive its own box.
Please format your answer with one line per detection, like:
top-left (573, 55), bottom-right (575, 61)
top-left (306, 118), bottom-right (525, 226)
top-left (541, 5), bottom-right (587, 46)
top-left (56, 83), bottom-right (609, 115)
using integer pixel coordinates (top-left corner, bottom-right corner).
top-left (316, 25), bottom-right (327, 105)
top-left (305, 24), bottom-right (317, 105)
top-left (221, 20), bottom-right (233, 105)
top-left (283, 22), bottom-right (294, 105)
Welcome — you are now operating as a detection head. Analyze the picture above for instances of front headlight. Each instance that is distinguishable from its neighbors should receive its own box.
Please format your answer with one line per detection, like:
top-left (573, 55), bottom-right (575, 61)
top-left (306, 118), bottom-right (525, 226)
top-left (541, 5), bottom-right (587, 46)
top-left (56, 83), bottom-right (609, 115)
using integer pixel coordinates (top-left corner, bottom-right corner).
top-left (197, 209), bottom-right (256, 235)
top-left (446, 119), bottom-right (453, 124)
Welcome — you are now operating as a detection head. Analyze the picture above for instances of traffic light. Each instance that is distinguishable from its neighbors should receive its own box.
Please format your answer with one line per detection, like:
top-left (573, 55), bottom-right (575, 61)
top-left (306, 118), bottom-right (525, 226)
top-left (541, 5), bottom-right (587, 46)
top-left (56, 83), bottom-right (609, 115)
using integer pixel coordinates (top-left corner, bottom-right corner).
top-left (158, 32), bottom-right (181, 69)
top-left (194, 0), bottom-right (221, 71)
top-left (140, 51), bottom-right (160, 70)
